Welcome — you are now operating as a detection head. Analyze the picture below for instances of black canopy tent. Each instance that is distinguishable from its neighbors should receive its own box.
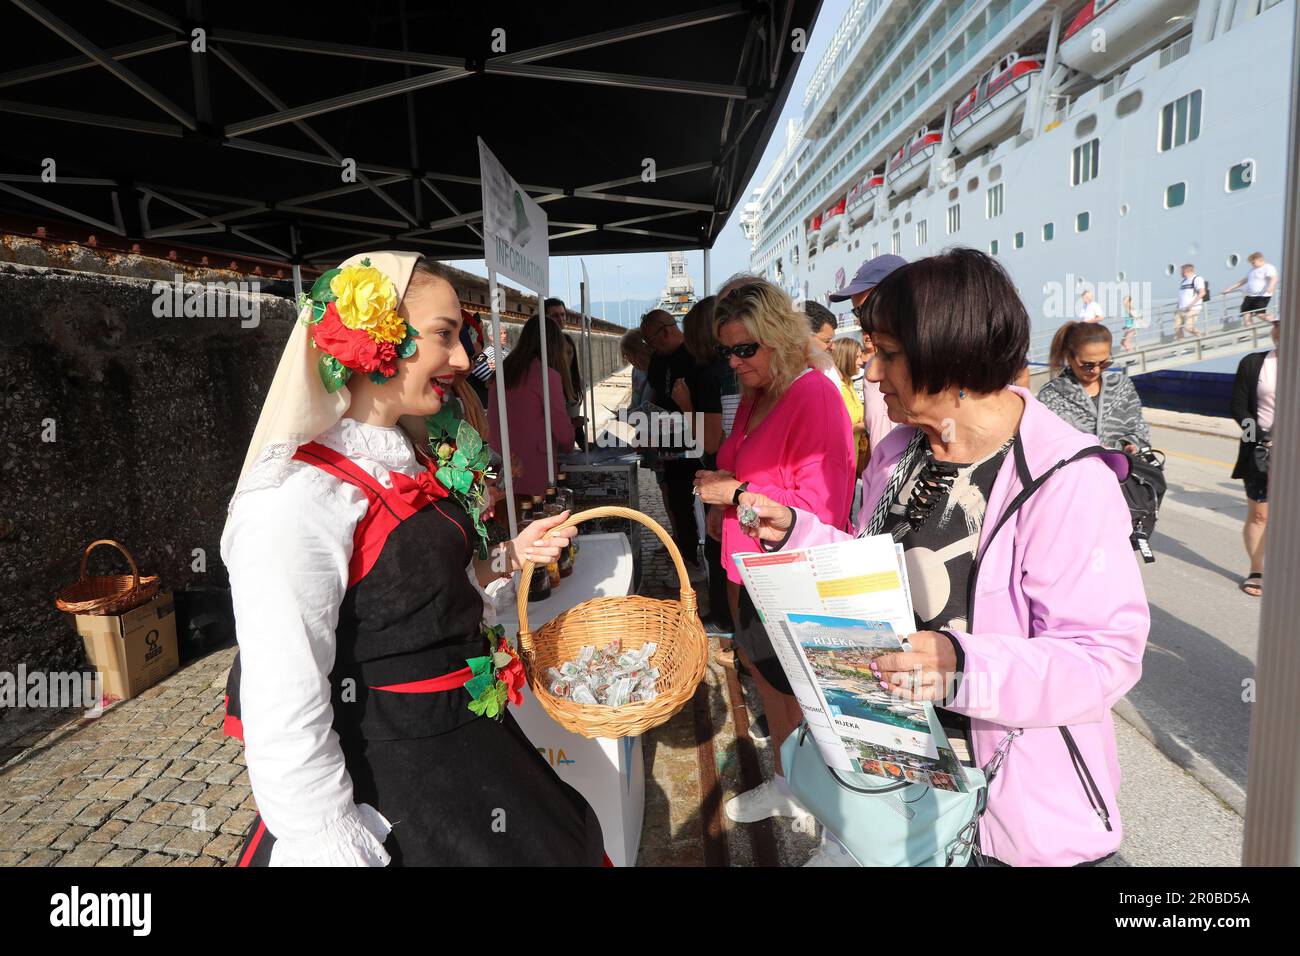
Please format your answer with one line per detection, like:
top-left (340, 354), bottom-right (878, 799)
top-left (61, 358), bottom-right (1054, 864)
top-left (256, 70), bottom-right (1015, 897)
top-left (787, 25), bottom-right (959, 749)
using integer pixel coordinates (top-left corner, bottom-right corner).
top-left (0, 0), bottom-right (821, 270)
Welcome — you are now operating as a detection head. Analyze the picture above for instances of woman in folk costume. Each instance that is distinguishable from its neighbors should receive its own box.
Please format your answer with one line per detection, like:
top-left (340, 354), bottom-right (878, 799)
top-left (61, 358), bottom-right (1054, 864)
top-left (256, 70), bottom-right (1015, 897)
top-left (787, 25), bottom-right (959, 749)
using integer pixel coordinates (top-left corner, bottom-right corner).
top-left (221, 251), bottom-right (605, 866)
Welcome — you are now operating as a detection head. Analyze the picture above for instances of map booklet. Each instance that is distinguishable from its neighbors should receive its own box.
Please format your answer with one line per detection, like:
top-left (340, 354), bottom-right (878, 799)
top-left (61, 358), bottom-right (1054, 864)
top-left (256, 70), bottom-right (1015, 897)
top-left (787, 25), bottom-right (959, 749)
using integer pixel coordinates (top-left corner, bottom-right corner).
top-left (734, 535), bottom-right (969, 792)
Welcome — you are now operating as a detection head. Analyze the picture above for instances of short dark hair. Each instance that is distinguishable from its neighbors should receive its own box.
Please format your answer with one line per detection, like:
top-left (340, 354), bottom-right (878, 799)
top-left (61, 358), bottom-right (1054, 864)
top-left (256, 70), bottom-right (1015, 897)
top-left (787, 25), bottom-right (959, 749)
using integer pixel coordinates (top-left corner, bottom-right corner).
top-left (803, 300), bottom-right (836, 334)
top-left (862, 247), bottom-right (1029, 395)
top-left (543, 297), bottom-right (566, 312)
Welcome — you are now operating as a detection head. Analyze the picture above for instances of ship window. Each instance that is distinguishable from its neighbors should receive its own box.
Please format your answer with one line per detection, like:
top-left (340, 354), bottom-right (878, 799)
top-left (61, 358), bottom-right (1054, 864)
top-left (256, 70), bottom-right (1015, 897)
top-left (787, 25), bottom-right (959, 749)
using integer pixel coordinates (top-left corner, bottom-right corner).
top-left (1042, 222), bottom-right (1054, 241)
top-left (916, 220), bottom-right (928, 245)
top-left (987, 183), bottom-right (1005, 219)
top-left (948, 187), bottom-right (960, 202)
top-left (1075, 114), bottom-right (1097, 138)
top-left (1227, 253), bottom-right (1241, 268)
top-left (947, 204), bottom-right (961, 234)
top-left (792, 246), bottom-right (799, 265)
top-left (1014, 231), bottom-right (1025, 249)
top-left (967, 177), bottom-right (979, 192)
top-left (1119, 202), bottom-right (1130, 216)
top-left (905, 211), bottom-right (913, 224)
top-left (1227, 160), bottom-right (1255, 191)
top-left (1165, 181), bottom-right (1187, 207)
top-left (989, 164), bottom-right (1003, 182)
top-left (1116, 91), bottom-right (1142, 118)
top-left (989, 239), bottom-right (999, 256)
top-left (870, 242), bottom-right (880, 258)
top-left (1076, 211), bottom-right (1091, 233)
top-left (1072, 139), bottom-right (1100, 186)
top-left (893, 218), bottom-right (900, 229)
top-left (1159, 90), bottom-right (1202, 152)
top-left (891, 232), bottom-right (901, 255)
top-left (1166, 264), bottom-right (1177, 276)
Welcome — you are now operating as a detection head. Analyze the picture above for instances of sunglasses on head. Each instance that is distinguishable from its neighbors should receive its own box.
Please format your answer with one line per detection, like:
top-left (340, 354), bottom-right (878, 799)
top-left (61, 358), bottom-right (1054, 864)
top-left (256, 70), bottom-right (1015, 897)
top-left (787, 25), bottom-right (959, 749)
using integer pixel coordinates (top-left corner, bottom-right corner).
top-left (1075, 359), bottom-right (1112, 372)
top-left (715, 342), bottom-right (762, 360)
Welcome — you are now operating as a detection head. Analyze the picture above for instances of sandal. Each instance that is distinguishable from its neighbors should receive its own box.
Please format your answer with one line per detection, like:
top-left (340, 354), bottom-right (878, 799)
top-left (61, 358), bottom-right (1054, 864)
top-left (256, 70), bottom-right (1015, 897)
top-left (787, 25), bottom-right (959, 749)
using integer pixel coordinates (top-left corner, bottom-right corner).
top-left (1240, 572), bottom-right (1262, 597)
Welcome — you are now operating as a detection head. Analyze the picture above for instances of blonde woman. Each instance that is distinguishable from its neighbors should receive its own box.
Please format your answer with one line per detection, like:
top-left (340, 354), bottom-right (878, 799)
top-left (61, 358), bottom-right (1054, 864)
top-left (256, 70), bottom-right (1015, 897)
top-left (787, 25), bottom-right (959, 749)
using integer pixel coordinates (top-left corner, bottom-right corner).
top-left (693, 281), bottom-right (855, 824)
top-left (832, 337), bottom-right (867, 472)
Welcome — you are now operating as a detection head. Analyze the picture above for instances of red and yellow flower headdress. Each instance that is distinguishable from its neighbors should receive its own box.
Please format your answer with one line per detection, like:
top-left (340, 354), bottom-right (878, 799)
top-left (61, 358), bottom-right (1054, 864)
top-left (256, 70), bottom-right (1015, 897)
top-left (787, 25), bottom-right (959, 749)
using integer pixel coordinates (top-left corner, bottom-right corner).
top-left (302, 256), bottom-right (419, 391)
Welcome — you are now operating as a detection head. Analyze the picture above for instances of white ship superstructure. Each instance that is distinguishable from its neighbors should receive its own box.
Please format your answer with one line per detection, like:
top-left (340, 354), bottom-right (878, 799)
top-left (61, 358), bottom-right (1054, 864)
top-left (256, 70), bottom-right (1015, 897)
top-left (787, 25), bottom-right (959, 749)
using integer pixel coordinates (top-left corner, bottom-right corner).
top-left (746, 0), bottom-right (1295, 361)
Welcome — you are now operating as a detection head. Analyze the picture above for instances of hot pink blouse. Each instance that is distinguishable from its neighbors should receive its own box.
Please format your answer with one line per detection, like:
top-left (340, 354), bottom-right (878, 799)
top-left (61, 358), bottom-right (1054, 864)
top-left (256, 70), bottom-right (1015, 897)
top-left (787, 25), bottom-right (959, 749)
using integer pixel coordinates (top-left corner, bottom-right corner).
top-left (716, 369), bottom-right (855, 583)
top-left (487, 359), bottom-right (575, 497)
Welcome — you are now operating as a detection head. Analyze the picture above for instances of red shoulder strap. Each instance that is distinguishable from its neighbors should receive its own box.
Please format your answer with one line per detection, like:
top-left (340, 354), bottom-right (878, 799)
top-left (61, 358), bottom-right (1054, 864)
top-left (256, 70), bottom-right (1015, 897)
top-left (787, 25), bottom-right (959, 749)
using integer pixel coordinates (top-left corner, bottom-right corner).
top-left (293, 441), bottom-right (421, 586)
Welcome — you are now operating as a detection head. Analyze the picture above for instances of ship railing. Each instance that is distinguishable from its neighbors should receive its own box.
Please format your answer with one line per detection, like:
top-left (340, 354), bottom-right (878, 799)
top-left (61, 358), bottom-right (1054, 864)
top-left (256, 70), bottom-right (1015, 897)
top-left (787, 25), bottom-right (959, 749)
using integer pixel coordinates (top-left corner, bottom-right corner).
top-left (1027, 290), bottom-right (1277, 372)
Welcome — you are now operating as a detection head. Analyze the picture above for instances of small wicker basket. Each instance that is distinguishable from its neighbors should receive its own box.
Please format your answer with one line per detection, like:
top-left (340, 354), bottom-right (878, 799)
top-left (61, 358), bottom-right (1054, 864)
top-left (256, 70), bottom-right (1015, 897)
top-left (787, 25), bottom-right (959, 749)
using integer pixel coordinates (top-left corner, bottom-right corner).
top-left (54, 539), bottom-right (161, 616)
top-left (517, 506), bottom-right (708, 739)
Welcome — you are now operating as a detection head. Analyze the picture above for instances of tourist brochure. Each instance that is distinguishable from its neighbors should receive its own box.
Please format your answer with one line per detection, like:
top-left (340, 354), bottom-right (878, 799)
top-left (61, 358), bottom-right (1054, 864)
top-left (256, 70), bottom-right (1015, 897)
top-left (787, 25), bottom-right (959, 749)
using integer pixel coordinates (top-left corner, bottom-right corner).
top-left (733, 536), bottom-right (969, 792)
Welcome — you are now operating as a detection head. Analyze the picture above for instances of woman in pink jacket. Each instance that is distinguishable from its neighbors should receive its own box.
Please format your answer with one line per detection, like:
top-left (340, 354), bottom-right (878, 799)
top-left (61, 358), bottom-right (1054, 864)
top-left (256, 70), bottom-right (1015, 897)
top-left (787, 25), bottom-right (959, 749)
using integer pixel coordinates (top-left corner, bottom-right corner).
top-left (741, 249), bottom-right (1149, 866)
top-left (488, 314), bottom-right (576, 498)
top-left (693, 280), bottom-right (855, 829)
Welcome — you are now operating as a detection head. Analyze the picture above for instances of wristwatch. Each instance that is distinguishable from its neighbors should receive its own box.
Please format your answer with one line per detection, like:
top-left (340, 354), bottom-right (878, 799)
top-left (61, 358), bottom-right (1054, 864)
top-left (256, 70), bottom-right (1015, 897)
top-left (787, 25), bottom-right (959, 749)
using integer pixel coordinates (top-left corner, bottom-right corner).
top-left (732, 481), bottom-right (750, 506)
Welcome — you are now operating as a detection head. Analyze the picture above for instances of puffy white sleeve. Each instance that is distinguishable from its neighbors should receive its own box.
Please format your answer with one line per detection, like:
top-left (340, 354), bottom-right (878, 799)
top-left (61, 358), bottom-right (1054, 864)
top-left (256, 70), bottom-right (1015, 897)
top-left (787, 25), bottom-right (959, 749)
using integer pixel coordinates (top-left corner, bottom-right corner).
top-left (221, 468), bottom-right (392, 866)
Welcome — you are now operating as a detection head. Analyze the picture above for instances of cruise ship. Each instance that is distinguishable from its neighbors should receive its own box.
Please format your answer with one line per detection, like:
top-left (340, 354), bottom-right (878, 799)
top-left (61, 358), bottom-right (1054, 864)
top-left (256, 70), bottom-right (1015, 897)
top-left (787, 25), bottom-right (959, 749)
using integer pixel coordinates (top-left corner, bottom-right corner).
top-left (656, 251), bottom-right (699, 319)
top-left (741, 0), bottom-right (1295, 362)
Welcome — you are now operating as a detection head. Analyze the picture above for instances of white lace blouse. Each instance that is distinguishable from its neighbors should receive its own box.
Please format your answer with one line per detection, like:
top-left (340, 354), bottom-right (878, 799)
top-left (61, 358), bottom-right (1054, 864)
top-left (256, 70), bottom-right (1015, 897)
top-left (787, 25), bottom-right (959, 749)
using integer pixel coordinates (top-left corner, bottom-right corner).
top-left (220, 418), bottom-right (432, 866)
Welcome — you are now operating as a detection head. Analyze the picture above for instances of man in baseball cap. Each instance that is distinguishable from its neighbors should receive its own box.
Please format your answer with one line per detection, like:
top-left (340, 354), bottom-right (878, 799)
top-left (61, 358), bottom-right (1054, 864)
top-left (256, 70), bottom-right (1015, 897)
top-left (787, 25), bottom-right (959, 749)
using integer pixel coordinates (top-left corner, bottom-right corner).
top-left (830, 253), bottom-right (907, 454)
top-left (828, 253), bottom-right (908, 304)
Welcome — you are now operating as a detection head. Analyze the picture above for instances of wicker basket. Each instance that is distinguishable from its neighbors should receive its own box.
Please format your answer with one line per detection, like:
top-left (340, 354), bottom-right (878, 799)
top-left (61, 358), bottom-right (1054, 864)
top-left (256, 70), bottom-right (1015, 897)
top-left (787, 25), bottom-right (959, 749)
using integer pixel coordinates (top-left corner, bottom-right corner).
top-left (54, 539), bottom-right (161, 616)
top-left (517, 506), bottom-right (708, 739)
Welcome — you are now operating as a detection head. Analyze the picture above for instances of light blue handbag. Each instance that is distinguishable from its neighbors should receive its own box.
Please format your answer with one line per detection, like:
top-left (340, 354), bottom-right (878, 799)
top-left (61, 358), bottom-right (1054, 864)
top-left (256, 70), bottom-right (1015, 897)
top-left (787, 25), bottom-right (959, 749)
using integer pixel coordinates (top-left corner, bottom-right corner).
top-left (781, 723), bottom-right (1019, 867)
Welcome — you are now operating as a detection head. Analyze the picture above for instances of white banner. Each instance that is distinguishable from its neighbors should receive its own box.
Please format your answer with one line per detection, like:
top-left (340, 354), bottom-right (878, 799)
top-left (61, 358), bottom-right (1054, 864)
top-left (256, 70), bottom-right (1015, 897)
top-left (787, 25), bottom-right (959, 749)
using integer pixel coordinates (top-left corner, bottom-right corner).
top-left (478, 137), bottom-right (549, 296)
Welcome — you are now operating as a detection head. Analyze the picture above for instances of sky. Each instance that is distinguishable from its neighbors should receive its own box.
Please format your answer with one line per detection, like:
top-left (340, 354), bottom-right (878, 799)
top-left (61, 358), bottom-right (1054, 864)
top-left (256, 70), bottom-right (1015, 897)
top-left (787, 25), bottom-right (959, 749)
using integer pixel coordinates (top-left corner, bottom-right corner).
top-left (453, 0), bottom-right (853, 325)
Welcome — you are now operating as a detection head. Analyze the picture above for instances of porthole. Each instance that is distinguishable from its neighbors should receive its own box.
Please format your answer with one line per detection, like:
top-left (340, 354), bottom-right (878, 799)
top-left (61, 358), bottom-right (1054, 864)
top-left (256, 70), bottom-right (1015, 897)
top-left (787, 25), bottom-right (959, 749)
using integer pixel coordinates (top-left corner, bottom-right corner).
top-left (1117, 271), bottom-right (1126, 282)
top-left (1227, 253), bottom-right (1240, 268)
top-left (989, 164), bottom-right (1002, 182)
top-left (1075, 114), bottom-right (1097, 138)
top-left (904, 212), bottom-right (913, 223)
top-left (967, 177), bottom-right (979, 192)
top-left (1116, 91), bottom-right (1142, 117)
top-left (1119, 202), bottom-right (1130, 216)
top-left (1165, 263), bottom-right (1176, 276)
top-left (948, 187), bottom-right (960, 201)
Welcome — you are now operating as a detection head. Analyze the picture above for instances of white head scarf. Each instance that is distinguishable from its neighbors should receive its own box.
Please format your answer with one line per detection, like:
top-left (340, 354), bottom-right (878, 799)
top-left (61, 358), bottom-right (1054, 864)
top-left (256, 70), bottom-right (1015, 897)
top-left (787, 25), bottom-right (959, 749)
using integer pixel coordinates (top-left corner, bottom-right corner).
top-left (229, 250), bottom-right (426, 507)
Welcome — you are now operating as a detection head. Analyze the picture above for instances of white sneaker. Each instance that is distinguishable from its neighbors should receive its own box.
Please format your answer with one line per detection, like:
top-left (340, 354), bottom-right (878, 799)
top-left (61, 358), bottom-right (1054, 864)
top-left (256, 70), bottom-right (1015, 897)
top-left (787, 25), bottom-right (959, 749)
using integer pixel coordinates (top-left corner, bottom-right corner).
top-left (724, 778), bottom-right (807, 823)
top-left (803, 831), bottom-right (859, 867)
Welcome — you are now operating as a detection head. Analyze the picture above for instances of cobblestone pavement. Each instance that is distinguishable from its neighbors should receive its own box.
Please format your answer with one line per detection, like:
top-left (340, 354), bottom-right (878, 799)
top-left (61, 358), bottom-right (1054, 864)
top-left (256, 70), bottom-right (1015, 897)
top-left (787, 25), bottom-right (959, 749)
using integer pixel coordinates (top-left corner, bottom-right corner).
top-left (0, 370), bottom-right (812, 866)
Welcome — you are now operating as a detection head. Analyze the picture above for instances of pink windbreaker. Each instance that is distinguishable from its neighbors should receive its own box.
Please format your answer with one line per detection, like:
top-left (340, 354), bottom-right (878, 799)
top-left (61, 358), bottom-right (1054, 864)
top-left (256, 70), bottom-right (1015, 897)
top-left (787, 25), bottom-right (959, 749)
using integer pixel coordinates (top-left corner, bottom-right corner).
top-left (779, 386), bottom-right (1149, 866)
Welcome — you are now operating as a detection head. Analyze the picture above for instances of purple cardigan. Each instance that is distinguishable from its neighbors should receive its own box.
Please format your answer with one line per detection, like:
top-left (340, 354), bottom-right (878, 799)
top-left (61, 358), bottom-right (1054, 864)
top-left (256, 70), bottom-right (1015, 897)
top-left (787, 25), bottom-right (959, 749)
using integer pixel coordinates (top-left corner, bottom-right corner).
top-left (780, 387), bottom-right (1149, 866)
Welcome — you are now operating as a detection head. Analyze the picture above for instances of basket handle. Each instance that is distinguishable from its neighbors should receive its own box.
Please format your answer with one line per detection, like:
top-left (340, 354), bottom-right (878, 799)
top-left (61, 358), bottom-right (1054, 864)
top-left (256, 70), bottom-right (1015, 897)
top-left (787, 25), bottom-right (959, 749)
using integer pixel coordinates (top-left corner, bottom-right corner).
top-left (78, 539), bottom-right (141, 591)
top-left (515, 506), bottom-right (695, 658)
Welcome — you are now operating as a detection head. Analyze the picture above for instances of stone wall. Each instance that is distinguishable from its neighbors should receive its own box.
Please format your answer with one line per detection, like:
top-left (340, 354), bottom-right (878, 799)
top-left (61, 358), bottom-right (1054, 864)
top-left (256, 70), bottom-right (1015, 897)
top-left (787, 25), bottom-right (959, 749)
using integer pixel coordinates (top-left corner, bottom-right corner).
top-left (0, 261), bottom-right (627, 678)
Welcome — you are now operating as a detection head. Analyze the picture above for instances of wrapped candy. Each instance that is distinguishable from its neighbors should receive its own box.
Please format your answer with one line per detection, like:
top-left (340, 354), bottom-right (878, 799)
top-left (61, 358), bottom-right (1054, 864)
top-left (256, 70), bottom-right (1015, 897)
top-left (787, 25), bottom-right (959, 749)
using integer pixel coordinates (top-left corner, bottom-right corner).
top-left (547, 640), bottom-right (660, 706)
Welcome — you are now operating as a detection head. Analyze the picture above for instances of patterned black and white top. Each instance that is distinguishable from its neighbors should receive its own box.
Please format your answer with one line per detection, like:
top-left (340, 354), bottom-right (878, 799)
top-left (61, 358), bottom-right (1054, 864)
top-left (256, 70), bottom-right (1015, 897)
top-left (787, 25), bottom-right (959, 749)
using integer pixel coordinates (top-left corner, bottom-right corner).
top-left (1037, 368), bottom-right (1151, 451)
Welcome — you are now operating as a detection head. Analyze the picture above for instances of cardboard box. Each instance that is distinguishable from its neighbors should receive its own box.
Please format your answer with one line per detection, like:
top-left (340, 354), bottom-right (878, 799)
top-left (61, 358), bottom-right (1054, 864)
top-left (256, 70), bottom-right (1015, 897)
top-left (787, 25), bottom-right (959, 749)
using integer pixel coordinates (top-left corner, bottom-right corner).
top-left (72, 591), bottom-right (179, 702)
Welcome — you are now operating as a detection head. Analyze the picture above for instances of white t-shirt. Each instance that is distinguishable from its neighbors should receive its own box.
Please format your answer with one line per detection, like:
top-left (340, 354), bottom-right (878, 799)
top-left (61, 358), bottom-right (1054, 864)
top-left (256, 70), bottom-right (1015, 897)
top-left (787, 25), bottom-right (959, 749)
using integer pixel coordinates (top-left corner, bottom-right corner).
top-left (1077, 301), bottom-right (1104, 323)
top-left (1178, 274), bottom-right (1205, 310)
top-left (1258, 350), bottom-right (1278, 432)
top-left (1245, 263), bottom-right (1278, 297)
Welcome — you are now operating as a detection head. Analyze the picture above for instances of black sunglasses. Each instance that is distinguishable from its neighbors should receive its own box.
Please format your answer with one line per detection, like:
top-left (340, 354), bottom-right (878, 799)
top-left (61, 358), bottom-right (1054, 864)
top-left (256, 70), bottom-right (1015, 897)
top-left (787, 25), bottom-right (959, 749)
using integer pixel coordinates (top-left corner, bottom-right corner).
top-left (1075, 359), bottom-right (1112, 372)
top-left (715, 342), bottom-right (762, 360)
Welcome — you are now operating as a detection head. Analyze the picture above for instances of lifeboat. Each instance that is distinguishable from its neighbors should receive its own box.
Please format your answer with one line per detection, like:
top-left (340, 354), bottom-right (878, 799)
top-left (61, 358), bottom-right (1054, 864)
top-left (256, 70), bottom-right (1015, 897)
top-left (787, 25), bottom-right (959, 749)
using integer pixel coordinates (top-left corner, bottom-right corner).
top-left (847, 173), bottom-right (885, 227)
top-left (819, 197), bottom-right (846, 245)
top-left (950, 52), bottom-right (1043, 154)
top-left (1057, 0), bottom-right (1197, 79)
top-left (886, 127), bottom-right (943, 195)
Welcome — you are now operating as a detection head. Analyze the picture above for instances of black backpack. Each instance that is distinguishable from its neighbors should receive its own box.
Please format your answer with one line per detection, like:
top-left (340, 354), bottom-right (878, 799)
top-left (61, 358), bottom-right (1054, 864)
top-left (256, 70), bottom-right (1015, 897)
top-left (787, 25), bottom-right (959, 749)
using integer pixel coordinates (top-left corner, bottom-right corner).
top-left (1120, 448), bottom-right (1166, 562)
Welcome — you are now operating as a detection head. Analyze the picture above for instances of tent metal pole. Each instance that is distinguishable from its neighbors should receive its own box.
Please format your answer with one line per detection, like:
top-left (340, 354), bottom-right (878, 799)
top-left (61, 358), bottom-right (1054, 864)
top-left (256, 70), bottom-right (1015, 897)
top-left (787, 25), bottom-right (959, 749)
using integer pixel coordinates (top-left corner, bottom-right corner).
top-left (583, 279), bottom-right (595, 452)
top-left (703, 246), bottom-right (711, 295)
top-left (489, 270), bottom-right (518, 539)
top-left (1242, 0), bottom-right (1300, 866)
top-left (540, 291), bottom-right (555, 488)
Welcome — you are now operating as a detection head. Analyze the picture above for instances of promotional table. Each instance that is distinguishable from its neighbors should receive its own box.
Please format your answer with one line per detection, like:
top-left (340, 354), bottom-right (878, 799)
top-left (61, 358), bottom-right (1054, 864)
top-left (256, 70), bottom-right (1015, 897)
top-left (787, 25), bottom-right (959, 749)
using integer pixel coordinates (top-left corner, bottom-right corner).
top-left (495, 531), bottom-right (645, 867)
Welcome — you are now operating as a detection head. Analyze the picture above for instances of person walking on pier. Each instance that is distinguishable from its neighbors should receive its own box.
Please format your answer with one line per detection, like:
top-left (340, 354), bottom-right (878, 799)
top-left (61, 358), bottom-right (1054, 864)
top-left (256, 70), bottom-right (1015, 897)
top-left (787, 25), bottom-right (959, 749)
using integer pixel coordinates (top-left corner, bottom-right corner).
top-left (1230, 316), bottom-right (1281, 597)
